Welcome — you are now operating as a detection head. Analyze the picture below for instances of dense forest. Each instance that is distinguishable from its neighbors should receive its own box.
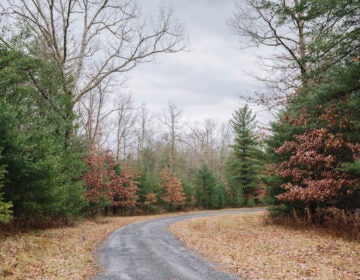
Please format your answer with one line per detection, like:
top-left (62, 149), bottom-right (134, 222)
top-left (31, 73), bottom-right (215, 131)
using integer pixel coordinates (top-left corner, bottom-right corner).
top-left (0, 0), bottom-right (359, 230)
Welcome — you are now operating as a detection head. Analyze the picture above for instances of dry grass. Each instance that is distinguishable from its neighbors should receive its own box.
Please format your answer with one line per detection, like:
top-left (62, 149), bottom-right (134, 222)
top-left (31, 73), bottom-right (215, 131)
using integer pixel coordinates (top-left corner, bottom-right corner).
top-left (169, 212), bottom-right (360, 280)
top-left (0, 215), bottom-right (163, 280)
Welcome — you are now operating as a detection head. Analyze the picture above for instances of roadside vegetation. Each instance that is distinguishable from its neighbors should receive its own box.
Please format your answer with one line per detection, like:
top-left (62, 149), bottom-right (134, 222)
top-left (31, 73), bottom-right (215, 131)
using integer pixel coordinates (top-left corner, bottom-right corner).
top-left (169, 212), bottom-right (360, 280)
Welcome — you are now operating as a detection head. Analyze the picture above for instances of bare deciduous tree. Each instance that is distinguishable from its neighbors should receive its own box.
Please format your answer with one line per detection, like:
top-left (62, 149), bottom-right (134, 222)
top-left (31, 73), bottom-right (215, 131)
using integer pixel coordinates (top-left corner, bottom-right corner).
top-left (160, 101), bottom-right (182, 177)
top-left (77, 77), bottom-right (117, 147)
top-left (228, 0), bottom-right (356, 109)
top-left (182, 120), bottom-right (233, 179)
top-left (113, 93), bottom-right (137, 161)
top-left (216, 122), bottom-right (233, 179)
top-left (1, 0), bottom-right (186, 141)
top-left (136, 104), bottom-right (154, 162)
top-left (185, 119), bottom-right (217, 169)
top-left (229, 0), bottom-right (309, 107)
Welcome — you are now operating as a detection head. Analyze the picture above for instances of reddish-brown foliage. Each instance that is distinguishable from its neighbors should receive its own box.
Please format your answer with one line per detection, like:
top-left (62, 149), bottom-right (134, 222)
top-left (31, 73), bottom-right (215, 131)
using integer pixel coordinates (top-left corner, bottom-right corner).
top-left (159, 169), bottom-right (185, 207)
top-left (83, 146), bottom-right (138, 208)
top-left (280, 108), bottom-right (311, 127)
top-left (275, 128), bottom-right (360, 203)
top-left (83, 146), bottom-right (112, 204)
top-left (144, 193), bottom-right (157, 206)
top-left (110, 166), bottom-right (138, 208)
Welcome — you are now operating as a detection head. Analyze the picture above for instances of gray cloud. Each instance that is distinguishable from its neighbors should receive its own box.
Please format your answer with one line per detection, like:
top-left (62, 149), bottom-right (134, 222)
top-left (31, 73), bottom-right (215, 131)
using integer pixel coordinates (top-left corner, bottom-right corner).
top-left (127, 0), bottom-right (265, 123)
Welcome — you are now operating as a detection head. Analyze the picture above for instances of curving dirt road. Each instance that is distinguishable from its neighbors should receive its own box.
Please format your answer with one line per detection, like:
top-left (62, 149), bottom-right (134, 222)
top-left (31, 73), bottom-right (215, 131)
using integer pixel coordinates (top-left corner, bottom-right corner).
top-left (92, 208), bottom-right (264, 280)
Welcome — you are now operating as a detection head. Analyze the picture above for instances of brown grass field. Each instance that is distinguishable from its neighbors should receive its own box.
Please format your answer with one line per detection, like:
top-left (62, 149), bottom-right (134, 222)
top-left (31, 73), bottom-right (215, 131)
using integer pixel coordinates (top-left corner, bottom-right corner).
top-left (169, 211), bottom-right (360, 280)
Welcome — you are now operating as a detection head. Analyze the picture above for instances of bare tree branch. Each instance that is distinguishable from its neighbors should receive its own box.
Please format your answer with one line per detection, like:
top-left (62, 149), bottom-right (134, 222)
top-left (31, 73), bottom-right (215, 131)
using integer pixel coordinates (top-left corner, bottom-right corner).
top-left (1, 0), bottom-right (186, 108)
top-left (228, 0), bottom-right (357, 110)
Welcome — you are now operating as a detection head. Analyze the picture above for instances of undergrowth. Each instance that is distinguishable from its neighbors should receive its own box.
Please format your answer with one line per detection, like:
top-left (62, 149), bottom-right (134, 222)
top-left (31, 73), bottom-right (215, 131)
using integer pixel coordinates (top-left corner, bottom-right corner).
top-left (266, 206), bottom-right (360, 241)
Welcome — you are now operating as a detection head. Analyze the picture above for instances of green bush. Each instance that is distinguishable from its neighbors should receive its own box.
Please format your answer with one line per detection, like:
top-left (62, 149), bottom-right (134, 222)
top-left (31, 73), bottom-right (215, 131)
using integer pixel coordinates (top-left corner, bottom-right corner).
top-left (246, 196), bottom-right (255, 207)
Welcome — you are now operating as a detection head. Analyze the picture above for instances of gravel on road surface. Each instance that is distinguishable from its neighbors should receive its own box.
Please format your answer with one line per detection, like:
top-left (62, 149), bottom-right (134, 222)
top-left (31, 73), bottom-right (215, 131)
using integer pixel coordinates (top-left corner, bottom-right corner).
top-left (92, 208), bottom-right (265, 280)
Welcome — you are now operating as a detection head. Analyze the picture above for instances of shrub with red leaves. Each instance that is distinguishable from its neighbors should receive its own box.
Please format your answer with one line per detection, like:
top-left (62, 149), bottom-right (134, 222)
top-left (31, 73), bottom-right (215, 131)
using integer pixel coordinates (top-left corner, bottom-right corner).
top-left (83, 146), bottom-right (138, 210)
top-left (275, 128), bottom-right (360, 204)
top-left (159, 169), bottom-right (185, 209)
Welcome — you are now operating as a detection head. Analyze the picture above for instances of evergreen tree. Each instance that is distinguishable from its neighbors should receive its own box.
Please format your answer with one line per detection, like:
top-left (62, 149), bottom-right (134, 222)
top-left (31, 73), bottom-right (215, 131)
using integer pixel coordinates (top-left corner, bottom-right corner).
top-left (229, 0), bottom-right (360, 107)
top-left (262, 111), bottom-right (304, 215)
top-left (226, 105), bottom-right (263, 206)
top-left (264, 1), bottom-right (360, 216)
top-left (267, 60), bottom-right (360, 215)
top-left (181, 179), bottom-right (196, 209)
top-left (0, 152), bottom-right (12, 223)
top-left (216, 181), bottom-right (229, 209)
top-left (0, 45), bottom-right (86, 223)
top-left (136, 166), bottom-right (161, 213)
top-left (194, 164), bottom-right (219, 209)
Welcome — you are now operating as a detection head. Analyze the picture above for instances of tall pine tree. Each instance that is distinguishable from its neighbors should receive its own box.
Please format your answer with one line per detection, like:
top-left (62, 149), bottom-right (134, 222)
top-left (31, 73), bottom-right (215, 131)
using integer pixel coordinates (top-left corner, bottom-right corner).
top-left (226, 105), bottom-right (263, 206)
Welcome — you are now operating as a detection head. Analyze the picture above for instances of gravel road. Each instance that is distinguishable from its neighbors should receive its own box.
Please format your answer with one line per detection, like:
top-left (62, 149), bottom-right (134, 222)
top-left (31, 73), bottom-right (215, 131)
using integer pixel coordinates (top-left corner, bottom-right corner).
top-left (92, 208), bottom-right (264, 280)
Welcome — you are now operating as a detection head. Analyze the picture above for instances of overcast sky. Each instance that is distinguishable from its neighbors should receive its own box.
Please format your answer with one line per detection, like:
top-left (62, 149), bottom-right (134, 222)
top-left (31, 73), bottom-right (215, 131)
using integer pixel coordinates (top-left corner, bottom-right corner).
top-left (125, 0), bottom-right (269, 125)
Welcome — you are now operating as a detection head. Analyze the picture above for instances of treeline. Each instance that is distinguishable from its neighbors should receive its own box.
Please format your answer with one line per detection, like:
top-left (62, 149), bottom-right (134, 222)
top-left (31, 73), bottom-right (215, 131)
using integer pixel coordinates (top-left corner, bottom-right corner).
top-left (0, 43), bottom-right (264, 223)
top-left (78, 101), bottom-right (265, 216)
top-left (0, 27), bottom-right (265, 225)
top-left (0, 0), bottom-right (268, 225)
top-left (2, 0), bottom-right (359, 232)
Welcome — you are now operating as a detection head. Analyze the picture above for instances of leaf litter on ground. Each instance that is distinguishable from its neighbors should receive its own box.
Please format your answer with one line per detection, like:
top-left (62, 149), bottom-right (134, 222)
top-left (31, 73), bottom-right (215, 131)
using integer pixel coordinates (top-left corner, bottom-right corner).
top-left (0, 215), bottom-right (164, 280)
top-left (168, 212), bottom-right (360, 280)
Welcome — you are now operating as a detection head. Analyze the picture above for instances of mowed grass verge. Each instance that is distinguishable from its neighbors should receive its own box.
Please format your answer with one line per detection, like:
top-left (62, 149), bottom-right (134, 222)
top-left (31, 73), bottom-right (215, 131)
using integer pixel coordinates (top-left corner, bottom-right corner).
top-left (0, 215), bottom-right (163, 280)
top-left (168, 211), bottom-right (360, 280)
